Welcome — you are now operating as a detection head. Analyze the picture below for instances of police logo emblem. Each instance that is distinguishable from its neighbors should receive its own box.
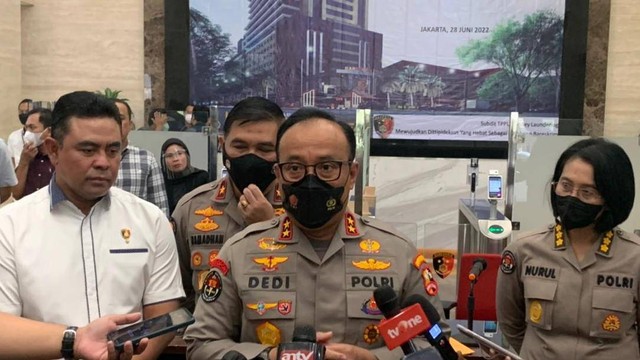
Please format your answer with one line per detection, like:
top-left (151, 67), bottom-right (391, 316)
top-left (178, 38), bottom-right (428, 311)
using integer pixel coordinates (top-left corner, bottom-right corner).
top-left (277, 300), bottom-right (292, 315)
top-left (194, 218), bottom-right (219, 232)
top-left (529, 300), bottom-right (543, 323)
top-left (602, 314), bottom-right (621, 332)
top-left (208, 250), bottom-right (218, 267)
top-left (373, 115), bottom-right (394, 139)
top-left (247, 301), bottom-right (278, 316)
top-left (363, 324), bottom-right (380, 344)
top-left (192, 252), bottom-right (202, 267)
top-left (501, 250), bottom-right (516, 274)
top-left (326, 198), bottom-right (337, 210)
top-left (253, 256), bottom-right (289, 272)
top-left (258, 237), bottom-right (287, 251)
top-left (201, 270), bottom-right (222, 303)
top-left (121, 228), bottom-right (131, 243)
top-left (361, 297), bottom-right (382, 315)
top-left (433, 252), bottom-right (455, 279)
top-left (359, 239), bottom-right (381, 254)
top-left (194, 206), bottom-right (223, 217)
top-left (256, 321), bottom-right (281, 346)
top-left (352, 258), bottom-right (391, 271)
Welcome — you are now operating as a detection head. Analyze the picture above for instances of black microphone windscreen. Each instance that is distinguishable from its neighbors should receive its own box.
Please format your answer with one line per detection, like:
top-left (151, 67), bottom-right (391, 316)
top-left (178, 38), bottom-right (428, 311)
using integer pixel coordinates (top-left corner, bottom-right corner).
top-left (476, 258), bottom-right (487, 270)
top-left (221, 350), bottom-right (247, 360)
top-left (292, 325), bottom-right (316, 342)
top-left (403, 294), bottom-right (441, 323)
top-left (373, 285), bottom-right (399, 317)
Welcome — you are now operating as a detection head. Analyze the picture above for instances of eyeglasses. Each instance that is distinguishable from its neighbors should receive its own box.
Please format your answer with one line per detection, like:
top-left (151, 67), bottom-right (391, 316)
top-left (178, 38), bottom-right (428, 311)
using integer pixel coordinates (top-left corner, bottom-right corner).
top-left (164, 150), bottom-right (187, 159)
top-left (277, 161), bottom-right (352, 182)
top-left (553, 180), bottom-right (602, 202)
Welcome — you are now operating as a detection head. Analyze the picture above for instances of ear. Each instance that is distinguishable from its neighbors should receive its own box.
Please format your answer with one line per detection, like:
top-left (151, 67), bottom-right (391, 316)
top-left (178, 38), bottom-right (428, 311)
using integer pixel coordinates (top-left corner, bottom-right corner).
top-left (347, 160), bottom-right (359, 190)
top-left (43, 137), bottom-right (60, 166)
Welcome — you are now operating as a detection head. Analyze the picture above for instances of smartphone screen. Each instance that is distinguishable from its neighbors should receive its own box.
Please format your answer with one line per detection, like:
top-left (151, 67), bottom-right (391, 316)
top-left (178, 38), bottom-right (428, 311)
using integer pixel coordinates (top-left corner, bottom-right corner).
top-left (488, 176), bottom-right (502, 199)
top-left (107, 308), bottom-right (194, 349)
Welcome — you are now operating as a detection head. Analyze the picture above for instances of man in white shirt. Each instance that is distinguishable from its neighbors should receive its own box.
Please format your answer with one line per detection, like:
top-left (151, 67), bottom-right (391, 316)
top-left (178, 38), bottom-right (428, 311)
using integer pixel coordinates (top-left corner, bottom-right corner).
top-left (0, 139), bottom-right (17, 202)
top-left (0, 91), bottom-right (184, 360)
top-left (6, 98), bottom-right (33, 167)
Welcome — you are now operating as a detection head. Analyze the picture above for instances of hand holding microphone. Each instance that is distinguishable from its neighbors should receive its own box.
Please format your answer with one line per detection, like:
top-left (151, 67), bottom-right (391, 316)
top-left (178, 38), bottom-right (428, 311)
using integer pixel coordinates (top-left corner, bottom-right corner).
top-left (276, 325), bottom-right (325, 360)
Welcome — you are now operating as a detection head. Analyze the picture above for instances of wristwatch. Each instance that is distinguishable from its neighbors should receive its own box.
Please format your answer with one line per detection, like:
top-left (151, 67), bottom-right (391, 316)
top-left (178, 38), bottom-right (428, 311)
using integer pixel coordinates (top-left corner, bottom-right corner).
top-left (61, 326), bottom-right (78, 360)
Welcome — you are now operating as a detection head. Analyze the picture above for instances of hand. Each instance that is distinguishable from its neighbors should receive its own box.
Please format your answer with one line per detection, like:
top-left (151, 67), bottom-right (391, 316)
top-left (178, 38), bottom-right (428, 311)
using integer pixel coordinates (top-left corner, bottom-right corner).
top-left (74, 313), bottom-right (149, 360)
top-left (317, 331), bottom-right (375, 360)
top-left (480, 344), bottom-right (512, 360)
top-left (20, 142), bottom-right (38, 164)
top-left (238, 184), bottom-right (275, 225)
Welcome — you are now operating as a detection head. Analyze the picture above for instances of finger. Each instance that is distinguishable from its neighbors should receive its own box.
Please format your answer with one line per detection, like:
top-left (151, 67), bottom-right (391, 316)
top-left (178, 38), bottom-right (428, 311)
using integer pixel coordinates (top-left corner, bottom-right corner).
top-left (243, 185), bottom-right (264, 203)
top-left (119, 341), bottom-right (134, 360)
top-left (323, 347), bottom-right (346, 360)
top-left (107, 341), bottom-right (118, 360)
top-left (111, 312), bottom-right (143, 326)
top-left (316, 331), bottom-right (333, 343)
top-left (238, 196), bottom-right (249, 210)
top-left (134, 338), bottom-right (149, 354)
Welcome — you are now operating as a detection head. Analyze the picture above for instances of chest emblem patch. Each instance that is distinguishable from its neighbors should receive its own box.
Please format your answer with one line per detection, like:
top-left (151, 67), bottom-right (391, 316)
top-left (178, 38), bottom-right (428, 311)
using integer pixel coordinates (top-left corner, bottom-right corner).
top-left (602, 314), bottom-right (621, 332)
top-left (194, 218), bottom-right (219, 232)
top-left (529, 300), bottom-right (543, 323)
top-left (352, 258), bottom-right (391, 271)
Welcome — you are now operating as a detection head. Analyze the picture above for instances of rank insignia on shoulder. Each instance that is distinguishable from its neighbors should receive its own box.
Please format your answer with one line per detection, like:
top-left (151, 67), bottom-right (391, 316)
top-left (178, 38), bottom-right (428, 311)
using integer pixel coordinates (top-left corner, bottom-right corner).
top-left (215, 179), bottom-right (228, 200)
top-left (256, 321), bottom-right (281, 347)
top-left (433, 252), bottom-right (455, 279)
top-left (602, 314), bottom-right (621, 332)
top-left (500, 250), bottom-right (516, 274)
top-left (363, 324), bottom-right (380, 344)
top-left (277, 300), bottom-right (292, 315)
top-left (253, 256), bottom-right (288, 272)
top-left (345, 212), bottom-right (360, 236)
top-left (274, 184), bottom-right (283, 203)
top-left (121, 228), bottom-right (131, 243)
top-left (412, 253), bottom-right (427, 269)
top-left (279, 217), bottom-right (293, 241)
top-left (361, 297), bottom-right (382, 315)
top-left (208, 250), bottom-right (219, 267)
top-left (201, 270), bottom-right (222, 303)
top-left (247, 301), bottom-right (278, 315)
top-left (210, 258), bottom-right (229, 275)
top-left (194, 206), bottom-right (223, 217)
top-left (258, 237), bottom-right (287, 251)
top-left (359, 239), bottom-right (381, 254)
top-left (194, 218), bottom-right (219, 232)
top-left (273, 207), bottom-right (286, 217)
top-left (352, 258), bottom-right (391, 271)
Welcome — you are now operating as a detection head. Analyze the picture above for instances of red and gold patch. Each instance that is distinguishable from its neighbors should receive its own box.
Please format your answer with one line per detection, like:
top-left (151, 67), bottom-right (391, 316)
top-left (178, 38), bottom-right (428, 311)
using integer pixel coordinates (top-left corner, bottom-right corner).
top-left (420, 265), bottom-right (439, 296)
top-left (352, 258), bottom-right (391, 271)
top-left (273, 184), bottom-right (282, 202)
top-left (432, 252), bottom-right (455, 279)
top-left (121, 228), bottom-right (131, 243)
top-left (363, 324), bottom-right (380, 344)
top-left (192, 252), bottom-right (203, 267)
top-left (277, 300), bottom-right (292, 315)
top-left (253, 256), bottom-right (288, 272)
top-left (258, 237), bottom-right (287, 251)
top-left (273, 207), bottom-right (286, 217)
top-left (412, 254), bottom-right (427, 269)
top-left (344, 212), bottom-right (360, 236)
top-left (201, 270), bottom-right (222, 303)
top-left (256, 322), bottom-right (281, 346)
top-left (194, 218), bottom-right (219, 232)
top-left (210, 258), bottom-right (229, 275)
top-left (208, 250), bottom-right (219, 267)
top-left (194, 206), bottom-right (223, 217)
top-left (279, 217), bottom-right (293, 241)
top-left (215, 179), bottom-right (228, 200)
top-left (359, 239), bottom-right (381, 254)
top-left (602, 314), bottom-right (621, 332)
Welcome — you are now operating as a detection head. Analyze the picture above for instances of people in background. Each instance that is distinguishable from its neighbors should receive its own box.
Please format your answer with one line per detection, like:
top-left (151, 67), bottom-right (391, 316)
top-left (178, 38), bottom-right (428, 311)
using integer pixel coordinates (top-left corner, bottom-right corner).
top-left (113, 99), bottom-right (170, 216)
top-left (497, 138), bottom-right (639, 359)
top-left (0, 139), bottom-right (17, 203)
top-left (12, 108), bottom-right (54, 199)
top-left (6, 98), bottom-right (33, 167)
top-left (171, 97), bottom-right (285, 311)
top-left (161, 138), bottom-right (209, 214)
top-left (0, 312), bottom-right (147, 360)
top-left (181, 105), bottom-right (209, 132)
top-left (184, 107), bottom-right (446, 360)
top-left (140, 108), bottom-right (169, 131)
top-left (0, 91), bottom-right (184, 360)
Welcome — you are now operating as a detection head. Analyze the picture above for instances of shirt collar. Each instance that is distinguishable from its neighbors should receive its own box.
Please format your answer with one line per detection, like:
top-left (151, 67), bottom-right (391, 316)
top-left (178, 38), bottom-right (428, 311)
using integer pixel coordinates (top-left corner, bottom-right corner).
top-left (49, 173), bottom-right (112, 211)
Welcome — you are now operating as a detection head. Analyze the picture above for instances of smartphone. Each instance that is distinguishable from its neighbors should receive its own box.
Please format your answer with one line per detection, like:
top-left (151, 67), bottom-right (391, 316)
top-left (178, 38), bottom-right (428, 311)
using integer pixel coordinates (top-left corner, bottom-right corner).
top-left (107, 308), bottom-right (195, 351)
top-left (483, 321), bottom-right (498, 338)
top-left (488, 175), bottom-right (503, 200)
top-left (456, 324), bottom-right (522, 360)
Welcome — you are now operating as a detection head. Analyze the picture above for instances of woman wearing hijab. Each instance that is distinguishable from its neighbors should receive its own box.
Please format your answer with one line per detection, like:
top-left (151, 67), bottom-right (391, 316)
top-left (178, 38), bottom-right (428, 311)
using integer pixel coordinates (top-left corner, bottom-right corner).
top-left (161, 138), bottom-right (209, 214)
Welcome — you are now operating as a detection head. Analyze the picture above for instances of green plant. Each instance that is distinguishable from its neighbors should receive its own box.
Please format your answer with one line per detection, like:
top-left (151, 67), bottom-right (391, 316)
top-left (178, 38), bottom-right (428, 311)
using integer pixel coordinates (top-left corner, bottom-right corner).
top-left (96, 88), bottom-right (128, 101)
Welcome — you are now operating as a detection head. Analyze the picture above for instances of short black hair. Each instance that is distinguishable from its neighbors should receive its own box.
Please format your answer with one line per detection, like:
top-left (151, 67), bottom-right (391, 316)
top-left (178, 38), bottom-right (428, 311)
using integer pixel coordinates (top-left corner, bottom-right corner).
top-left (550, 138), bottom-right (634, 232)
top-left (276, 107), bottom-right (356, 161)
top-left (114, 99), bottom-right (133, 119)
top-left (147, 108), bottom-right (167, 126)
top-left (223, 97), bottom-right (284, 136)
top-left (26, 108), bottom-right (53, 128)
top-left (18, 99), bottom-right (32, 108)
top-left (51, 91), bottom-right (121, 143)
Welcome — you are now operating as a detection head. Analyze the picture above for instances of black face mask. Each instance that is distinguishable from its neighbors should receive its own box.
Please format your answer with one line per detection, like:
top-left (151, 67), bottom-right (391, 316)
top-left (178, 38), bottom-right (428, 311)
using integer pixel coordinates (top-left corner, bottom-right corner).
top-left (19, 113), bottom-right (28, 125)
top-left (282, 175), bottom-right (345, 229)
top-left (223, 151), bottom-right (276, 192)
top-left (554, 195), bottom-right (603, 230)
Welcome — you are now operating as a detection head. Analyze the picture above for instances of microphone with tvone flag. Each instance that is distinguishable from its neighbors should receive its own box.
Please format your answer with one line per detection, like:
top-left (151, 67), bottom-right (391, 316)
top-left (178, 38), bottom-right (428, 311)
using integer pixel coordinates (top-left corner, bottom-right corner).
top-left (402, 294), bottom-right (461, 360)
top-left (373, 285), bottom-right (420, 355)
top-left (276, 325), bottom-right (325, 360)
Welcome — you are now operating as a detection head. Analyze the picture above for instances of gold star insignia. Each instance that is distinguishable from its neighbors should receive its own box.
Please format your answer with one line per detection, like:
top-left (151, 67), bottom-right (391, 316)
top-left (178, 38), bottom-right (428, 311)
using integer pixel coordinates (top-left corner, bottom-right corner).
top-left (282, 229), bottom-right (290, 237)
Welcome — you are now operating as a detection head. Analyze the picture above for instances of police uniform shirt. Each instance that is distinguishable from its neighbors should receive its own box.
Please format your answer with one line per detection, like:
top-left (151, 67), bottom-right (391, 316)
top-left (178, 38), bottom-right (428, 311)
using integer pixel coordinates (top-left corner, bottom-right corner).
top-left (184, 211), bottom-right (446, 360)
top-left (171, 177), bottom-right (283, 306)
top-left (0, 181), bottom-right (185, 326)
top-left (497, 224), bottom-right (640, 359)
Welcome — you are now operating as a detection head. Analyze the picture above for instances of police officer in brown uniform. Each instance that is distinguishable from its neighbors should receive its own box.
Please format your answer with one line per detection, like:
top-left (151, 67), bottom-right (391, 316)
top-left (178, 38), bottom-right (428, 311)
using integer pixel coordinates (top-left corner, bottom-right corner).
top-left (172, 97), bottom-right (286, 310)
top-left (497, 138), bottom-right (640, 359)
top-left (184, 108), bottom-right (446, 360)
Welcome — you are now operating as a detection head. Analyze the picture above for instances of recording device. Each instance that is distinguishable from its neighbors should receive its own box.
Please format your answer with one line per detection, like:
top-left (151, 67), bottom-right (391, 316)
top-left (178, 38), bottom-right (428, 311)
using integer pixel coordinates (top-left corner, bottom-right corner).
top-left (402, 295), bottom-right (459, 360)
top-left (468, 258), bottom-right (487, 282)
top-left (222, 350), bottom-right (248, 360)
top-left (373, 285), bottom-right (418, 355)
top-left (107, 307), bottom-right (195, 351)
top-left (276, 325), bottom-right (325, 360)
top-left (488, 175), bottom-right (503, 200)
top-left (456, 325), bottom-right (522, 360)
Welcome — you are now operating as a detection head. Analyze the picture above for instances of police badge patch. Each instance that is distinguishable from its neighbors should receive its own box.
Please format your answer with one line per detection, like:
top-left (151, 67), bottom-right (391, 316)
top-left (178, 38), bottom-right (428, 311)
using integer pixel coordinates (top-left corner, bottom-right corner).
top-left (201, 270), bottom-right (222, 303)
top-left (500, 250), bottom-right (516, 274)
top-left (432, 252), bottom-right (455, 279)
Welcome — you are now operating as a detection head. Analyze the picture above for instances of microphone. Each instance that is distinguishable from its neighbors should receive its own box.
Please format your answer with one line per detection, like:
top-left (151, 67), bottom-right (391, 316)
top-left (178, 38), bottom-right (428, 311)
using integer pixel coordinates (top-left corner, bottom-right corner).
top-left (402, 295), bottom-right (460, 360)
top-left (468, 258), bottom-right (487, 282)
top-left (276, 325), bottom-right (325, 360)
top-left (222, 350), bottom-right (247, 360)
top-left (373, 285), bottom-right (418, 355)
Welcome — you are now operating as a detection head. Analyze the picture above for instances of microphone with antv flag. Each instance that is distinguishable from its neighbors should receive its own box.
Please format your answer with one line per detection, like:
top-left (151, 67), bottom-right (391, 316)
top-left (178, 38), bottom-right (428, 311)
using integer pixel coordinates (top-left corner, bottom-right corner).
top-left (468, 258), bottom-right (487, 282)
top-left (402, 294), bottom-right (461, 360)
top-left (373, 286), bottom-right (418, 355)
top-left (276, 325), bottom-right (325, 360)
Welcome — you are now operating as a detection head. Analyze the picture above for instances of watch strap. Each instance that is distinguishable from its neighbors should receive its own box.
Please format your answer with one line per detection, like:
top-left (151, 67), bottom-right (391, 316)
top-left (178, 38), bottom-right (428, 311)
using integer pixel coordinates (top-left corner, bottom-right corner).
top-left (61, 325), bottom-right (78, 360)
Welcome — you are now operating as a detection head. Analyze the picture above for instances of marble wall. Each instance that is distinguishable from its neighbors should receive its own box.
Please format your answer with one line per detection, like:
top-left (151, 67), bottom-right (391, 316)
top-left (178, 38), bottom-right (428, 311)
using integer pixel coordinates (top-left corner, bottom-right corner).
top-left (0, 0), bottom-right (23, 139)
top-left (144, 0), bottom-right (166, 120)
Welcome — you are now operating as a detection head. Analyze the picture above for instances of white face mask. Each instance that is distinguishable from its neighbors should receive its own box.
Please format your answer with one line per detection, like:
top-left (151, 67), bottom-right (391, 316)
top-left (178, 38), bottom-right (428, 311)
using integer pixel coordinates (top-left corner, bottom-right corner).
top-left (185, 114), bottom-right (193, 124)
top-left (23, 131), bottom-right (44, 147)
